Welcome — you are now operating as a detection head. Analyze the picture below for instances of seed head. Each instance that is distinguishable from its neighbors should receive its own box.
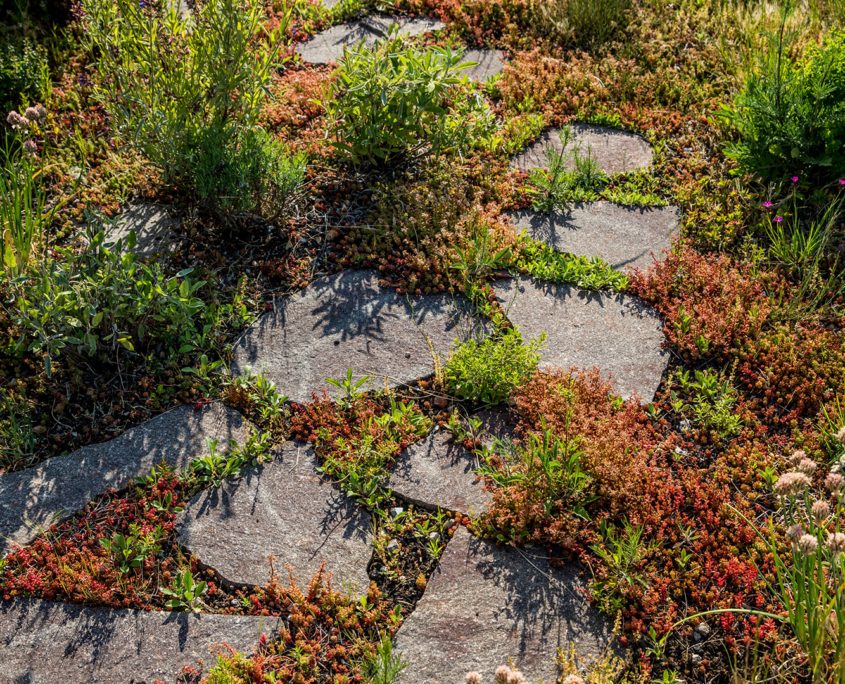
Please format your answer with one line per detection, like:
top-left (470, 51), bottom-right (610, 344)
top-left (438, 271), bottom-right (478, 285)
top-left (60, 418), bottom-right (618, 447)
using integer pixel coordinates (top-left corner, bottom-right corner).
top-left (798, 533), bottom-right (819, 555)
top-left (789, 449), bottom-right (807, 466)
top-left (786, 524), bottom-right (804, 543)
top-left (465, 673), bottom-right (482, 684)
top-left (826, 472), bottom-right (845, 495)
top-left (22, 139), bottom-right (37, 155)
top-left (562, 676), bottom-right (585, 684)
top-left (798, 458), bottom-right (818, 476)
top-left (837, 426), bottom-right (845, 445)
top-left (775, 471), bottom-right (811, 496)
top-left (6, 110), bottom-right (28, 130)
top-left (829, 532), bottom-right (845, 555)
top-left (494, 666), bottom-right (512, 684)
top-left (812, 499), bottom-right (831, 521)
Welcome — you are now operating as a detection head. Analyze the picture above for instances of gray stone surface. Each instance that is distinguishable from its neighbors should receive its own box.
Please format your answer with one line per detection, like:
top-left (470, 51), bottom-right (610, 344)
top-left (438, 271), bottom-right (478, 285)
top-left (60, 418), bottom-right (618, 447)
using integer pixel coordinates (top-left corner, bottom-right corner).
top-left (178, 443), bottom-right (373, 595)
top-left (0, 598), bottom-right (279, 683)
top-left (510, 201), bottom-right (680, 272)
top-left (394, 528), bottom-right (611, 683)
top-left (492, 277), bottom-right (668, 402)
top-left (232, 270), bottom-right (484, 404)
top-left (0, 403), bottom-right (249, 557)
top-left (388, 428), bottom-right (491, 515)
top-left (462, 49), bottom-right (506, 81)
top-left (510, 124), bottom-right (654, 175)
top-left (106, 203), bottom-right (180, 258)
top-left (296, 15), bottom-right (445, 64)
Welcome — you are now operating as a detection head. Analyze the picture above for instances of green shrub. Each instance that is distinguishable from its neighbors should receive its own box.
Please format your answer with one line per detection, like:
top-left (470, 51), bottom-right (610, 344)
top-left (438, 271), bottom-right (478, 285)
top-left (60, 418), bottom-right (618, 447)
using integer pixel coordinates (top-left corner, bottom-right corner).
top-left (723, 16), bottom-right (845, 183)
top-left (445, 328), bottom-right (544, 404)
top-left (529, 0), bottom-right (630, 48)
top-left (326, 32), bottom-right (493, 166)
top-left (82, 0), bottom-right (305, 218)
top-left (0, 36), bottom-right (49, 110)
top-left (7, 228), bottom-right (218, 376)
top-left (514, 235), bottom-right (629, 292)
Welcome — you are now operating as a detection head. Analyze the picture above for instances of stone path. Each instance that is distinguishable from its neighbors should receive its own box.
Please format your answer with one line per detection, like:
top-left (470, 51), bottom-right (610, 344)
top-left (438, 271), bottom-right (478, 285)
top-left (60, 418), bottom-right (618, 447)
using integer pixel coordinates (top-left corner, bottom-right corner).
top-left (296, 15), bottom-right (445, 64)
top-left (231, 269), bottom-right (485, 404)
top-left (178, 442), bottom-right (373, 594)
top-left (0, 403), bottom-right (249, 557)
top-left (0, 599), bottom-right (279, 684)
top-left (463, 49), bottom-right (506, 81)
top-left (510, 124), bottom-right (653, 175)
top-left (510, 201), bottom-right (680, 272)
top-left (493, 276), bottom-right (668, 401)
top-left (394, 527), bottom-right (611, 683)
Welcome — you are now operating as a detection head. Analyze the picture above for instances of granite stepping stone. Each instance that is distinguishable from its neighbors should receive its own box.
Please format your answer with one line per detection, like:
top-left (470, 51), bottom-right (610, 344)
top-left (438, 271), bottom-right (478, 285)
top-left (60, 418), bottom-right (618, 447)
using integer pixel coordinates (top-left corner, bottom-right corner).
top-left (492, 276), bottom-right (668, 402)
top-left (510, 201), bottom-right (680, 272)
top-left (388, 428), bottom-right (490, 515)
top-left (463, 49), bottom-right (506, 82)
top-left (296, 15), bottom-right (445, 64)
top-left (178, 442), bottom-right (373, 595)
top-left (394, 527), bottom-right (612, 683)
top-left (387, 409), bottom-right (516, 515)
top-left (231, 269), bottom-right (484, 404)
top-left (0, 403), bottom-right (249, 557)
top-left (510, 124), bottom-right (653, 175)
top-left (0, 598), bottom-right (279, 683)
top-left (105, 202), bottom-right (180, 258)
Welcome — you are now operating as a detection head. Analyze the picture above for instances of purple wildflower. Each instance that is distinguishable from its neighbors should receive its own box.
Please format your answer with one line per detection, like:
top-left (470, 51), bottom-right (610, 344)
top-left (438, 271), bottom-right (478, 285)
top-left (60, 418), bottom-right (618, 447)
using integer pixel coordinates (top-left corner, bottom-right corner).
top-left (791, 175), bottom-right (800, 184)
top-left (762, 200), bottom-right (774, 209)
top-left (774, 216), bottom-right (784, 223)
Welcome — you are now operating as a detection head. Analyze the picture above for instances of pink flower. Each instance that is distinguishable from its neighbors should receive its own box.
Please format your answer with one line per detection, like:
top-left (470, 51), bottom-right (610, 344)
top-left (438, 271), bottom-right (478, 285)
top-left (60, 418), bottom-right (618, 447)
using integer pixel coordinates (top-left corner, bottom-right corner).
top-left (839, 179), bottom-right (845, 186)
top-left (774, 216), bottom-right (784, 223)
top-left (791, 175), bottom-right (800, 184)
top-left (762, 201), bottom-right (774, 209)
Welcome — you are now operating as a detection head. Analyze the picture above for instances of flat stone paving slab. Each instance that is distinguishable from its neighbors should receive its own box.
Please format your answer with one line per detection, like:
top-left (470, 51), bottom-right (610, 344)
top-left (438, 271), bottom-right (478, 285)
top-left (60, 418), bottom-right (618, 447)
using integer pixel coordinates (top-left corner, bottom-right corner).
top-left (0, 403), bottom-right (249, 558)
top-left (0, 598), bottom-right (278, 684)
top-left (510, 124), bottom-right (654, 175)
top-left (296, 15), bottom-right (445, 64)
top-left (178, 443), bottom-right (373, 595)
top-left (492, 277), bottom-right (668, 402)
top-left (106, 203), bottom-right (179, 258)
top-left (388, 429), bottom-right (490, 516)
top-left (232, 269), bottom-right (484, 404)
top-left (394, 527), bottom-right (611, 683)
top-left (462, 49), bottom-right (506, 81)
top-left (510, 201), bottom-right (680, 272)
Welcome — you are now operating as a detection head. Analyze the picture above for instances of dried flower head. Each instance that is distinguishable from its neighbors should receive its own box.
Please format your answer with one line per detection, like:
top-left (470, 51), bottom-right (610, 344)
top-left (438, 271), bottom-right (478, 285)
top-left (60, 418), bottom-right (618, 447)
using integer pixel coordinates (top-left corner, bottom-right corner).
top-left (786, 524), bottom-right (805, 543)
top-left (562, 676), bottom-right (585, 684)
top-left (798, 458), bottom-right (818, 476)
top-left (798, 533), bottom-right (819, 555)
top-left (829, 533), bottom-right (845, 555)
top-left (826, 472), bottom-right (845, 495)
top-left (466, 673), bottom-right (482, 684)
top-left (789, 449), bottom-right (807, 466)
top-left (22, 105), bottom-right (46, 123)
top-left (837, 426), bottom-right (845, 445)
top-left (22, 139), bottom-right (37, 155)
top-left (507, 673), bottom-right (527, 684)
top-left (775, 471), bottom-right (812, 496)
top-left (812, 499), bottom-right (831, 521)
top-left (6, 110), bottom-right (28, 130)
top-left (494, 666), bottom-right (512, 684)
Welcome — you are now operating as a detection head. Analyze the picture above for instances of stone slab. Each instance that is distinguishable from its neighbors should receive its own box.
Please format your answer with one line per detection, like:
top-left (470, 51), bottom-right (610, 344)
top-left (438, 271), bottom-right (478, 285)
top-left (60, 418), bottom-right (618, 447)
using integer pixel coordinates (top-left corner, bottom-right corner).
top-left (0, 598), bottom-right (278, 684)
top-left (462, 49), bottom-right (506, 82)
top-left (232, 269), bottom-right (484, 404)
top-left (297, 15), bottom-right (445, 64)
top-left (492, 276), bottom-right (668, 402)
top-left (388, 428), bottom-right (490, 515)
top-left (178, 443), bottom-right (373, 595)
top-left (394, 528), bottom-right (611, 683)
top-left (106, 203), bottom-right (179, 258)
top-left (0, 403), bottom-right (250, 557)
top-left (510, 124), bottom-right (653, 175)
top-left (510, 201), bottom-right (680, 272)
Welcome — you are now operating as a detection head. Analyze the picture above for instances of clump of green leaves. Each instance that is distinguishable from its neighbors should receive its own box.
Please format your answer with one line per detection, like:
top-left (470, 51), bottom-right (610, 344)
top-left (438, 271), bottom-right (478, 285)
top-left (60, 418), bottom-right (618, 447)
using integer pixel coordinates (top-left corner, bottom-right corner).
top-left (526, 135), bottom-right (610, 213)
top-left (100, 525), bottom-right (162, 575)
top-left (514, 235), bottom-right (629, 291)
top-left (0, 36), bottom-right (49, 110)
top-left (82, 0), bottom-right (305, 218)
top-left (590, 520), bottom-right (652, 614)
top-left (160, 568), bottom-right (207, 612)
top-left (6, 228), bottom-right (217, 376)
top-left (445, 328), bottom-right (544, 405)
top-left (326, 31), bottom-right (493, 166)
top-left (187, 432), bottom-right (273, 490)
top-left (723, 7), bottom-right (845, 183)
top-left (669, 369), bottom-right (743, 440)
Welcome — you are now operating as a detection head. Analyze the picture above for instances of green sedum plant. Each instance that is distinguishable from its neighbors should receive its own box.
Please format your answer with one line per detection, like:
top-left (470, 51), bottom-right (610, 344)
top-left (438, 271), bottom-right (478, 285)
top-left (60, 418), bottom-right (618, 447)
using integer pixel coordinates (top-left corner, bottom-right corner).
top-left (445, 328), bottom-right (544, 405)
top-left (326, 31), bottom-right (492, 166)
top-left (82, 0), bottom-right (305, 217)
